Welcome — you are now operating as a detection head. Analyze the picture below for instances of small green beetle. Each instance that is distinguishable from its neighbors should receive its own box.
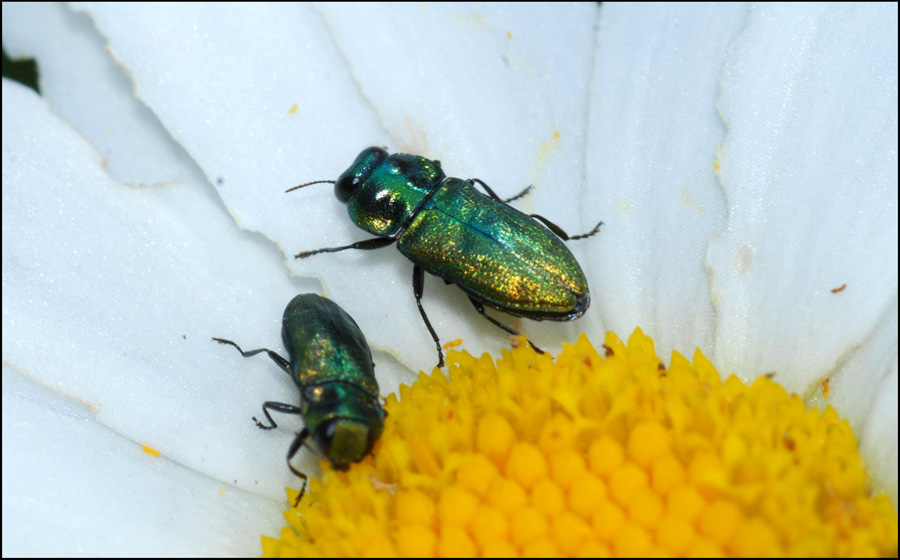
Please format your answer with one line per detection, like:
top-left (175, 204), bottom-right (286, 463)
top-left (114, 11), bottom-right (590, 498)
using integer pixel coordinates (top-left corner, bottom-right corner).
top-left (288, 147), bottom-right (602, 368)
top-left (213, 293), bottom-right (386, 505)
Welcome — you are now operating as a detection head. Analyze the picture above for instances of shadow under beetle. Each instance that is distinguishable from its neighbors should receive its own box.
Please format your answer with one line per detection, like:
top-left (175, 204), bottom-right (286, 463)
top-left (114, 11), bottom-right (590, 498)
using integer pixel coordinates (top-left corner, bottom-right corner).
top-left (212, 293), bottom-right (386, 506)
top-left (288, 147), bottom-right (603, 368)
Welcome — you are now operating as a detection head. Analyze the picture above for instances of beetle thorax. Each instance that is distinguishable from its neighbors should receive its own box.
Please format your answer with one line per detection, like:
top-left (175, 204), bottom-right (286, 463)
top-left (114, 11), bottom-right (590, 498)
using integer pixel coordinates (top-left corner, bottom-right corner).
top-left (346, 153), bottom-right (445, 237)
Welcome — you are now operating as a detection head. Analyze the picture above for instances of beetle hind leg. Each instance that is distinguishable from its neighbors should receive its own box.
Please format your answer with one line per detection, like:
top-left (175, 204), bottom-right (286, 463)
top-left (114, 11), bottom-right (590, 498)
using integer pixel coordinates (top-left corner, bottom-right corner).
top-left (568, 220), bottom-right (604, 241)
top-left (528, 215), bottom-right (604, 242)
top-left (468, 298), bottom-right (545, 355)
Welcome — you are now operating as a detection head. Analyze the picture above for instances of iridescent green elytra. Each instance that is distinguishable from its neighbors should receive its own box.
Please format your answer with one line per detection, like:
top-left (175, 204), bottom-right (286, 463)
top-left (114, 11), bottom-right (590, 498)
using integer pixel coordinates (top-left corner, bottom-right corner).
top-left (288, 147), bottom-right (603, 368)
top-left (212, 293), bottom-right (385, 505)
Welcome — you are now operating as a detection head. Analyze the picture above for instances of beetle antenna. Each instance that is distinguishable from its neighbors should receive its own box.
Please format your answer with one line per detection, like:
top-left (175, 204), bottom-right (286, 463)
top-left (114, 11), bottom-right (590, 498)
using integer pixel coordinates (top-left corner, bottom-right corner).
top-left (286, 180), bottom-right (336, 193)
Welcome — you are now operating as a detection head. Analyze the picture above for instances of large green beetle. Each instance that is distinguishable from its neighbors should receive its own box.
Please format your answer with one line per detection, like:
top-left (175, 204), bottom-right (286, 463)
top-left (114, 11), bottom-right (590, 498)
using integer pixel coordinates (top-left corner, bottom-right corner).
top-left (289, 147), bottom-right (602, 368)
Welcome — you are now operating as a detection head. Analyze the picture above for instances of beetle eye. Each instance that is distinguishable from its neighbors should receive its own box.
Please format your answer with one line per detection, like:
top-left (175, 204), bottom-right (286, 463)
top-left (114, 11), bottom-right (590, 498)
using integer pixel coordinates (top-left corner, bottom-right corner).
top-left (335, 175), bottom-right (358, 203)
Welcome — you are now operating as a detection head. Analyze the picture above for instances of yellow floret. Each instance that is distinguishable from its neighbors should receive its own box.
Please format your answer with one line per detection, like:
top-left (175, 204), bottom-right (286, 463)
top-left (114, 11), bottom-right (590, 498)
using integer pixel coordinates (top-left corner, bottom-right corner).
top-left (262, 329), bottom-right (898, 558)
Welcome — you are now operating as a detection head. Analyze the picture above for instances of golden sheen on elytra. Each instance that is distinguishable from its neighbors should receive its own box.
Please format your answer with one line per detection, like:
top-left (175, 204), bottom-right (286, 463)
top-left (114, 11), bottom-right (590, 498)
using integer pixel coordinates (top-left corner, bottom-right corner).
top-left (287, 146), bottom-right (602, 368)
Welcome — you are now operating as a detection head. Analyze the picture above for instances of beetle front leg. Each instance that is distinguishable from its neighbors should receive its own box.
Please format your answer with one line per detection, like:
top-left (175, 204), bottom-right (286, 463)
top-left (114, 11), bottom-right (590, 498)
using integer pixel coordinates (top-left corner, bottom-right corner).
top-left (254, 401), bottom-right (303, 430)
top-left (211, 338), bottom-right (292, 376)
top-left (468, 298), bottom-right (545, 355)
top-left (286, 427), bottom-right (311, 507)
top-left (413, 265), bottom-right (445, 368)
top-left (294, 237), bottom-right (396, 259)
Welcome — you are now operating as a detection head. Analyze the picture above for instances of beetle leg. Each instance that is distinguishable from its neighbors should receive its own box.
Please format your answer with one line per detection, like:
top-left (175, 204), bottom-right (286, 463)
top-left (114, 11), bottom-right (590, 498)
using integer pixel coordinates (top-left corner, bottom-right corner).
top-left (468, 178), bottom-right (603, 241)
top-left (468, 178), bottom-right (533, 203)
top-left (254, 401), bottom-right (303, 430)
top-left (528, 215), bottom-right (604, 242)
top-left (286, 427), bottom-right (311, 507)
top-left (413, 265), bottom-right (445, 368)
top-left (294, 237), bottom-right (396, 259)
top-left (211, 338), bottom-right (299, 429)
top-left (567, 220), bottom-right (605, 240)
top-left (212, 338), bottom-right (292, 375)
top-left (468, 298), bottom-right (546, 355)
top-left (528, 214), bottom-right (573, 240)
top-left (470, 177), bottom-right (602, 242)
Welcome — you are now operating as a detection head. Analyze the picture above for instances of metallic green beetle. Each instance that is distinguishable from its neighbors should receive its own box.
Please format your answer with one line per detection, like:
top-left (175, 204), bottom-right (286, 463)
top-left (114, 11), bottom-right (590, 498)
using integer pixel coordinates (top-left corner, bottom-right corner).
top-left (212, 293), bottom-right (386, 505)
top-left (288, 147), bottom-right (603, 368)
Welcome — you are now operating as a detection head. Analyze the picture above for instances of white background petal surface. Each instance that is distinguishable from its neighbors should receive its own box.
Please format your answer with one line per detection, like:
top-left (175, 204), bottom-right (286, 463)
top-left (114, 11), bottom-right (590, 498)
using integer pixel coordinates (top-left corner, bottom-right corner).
top-left (2, 3), bottom-right (896, 555)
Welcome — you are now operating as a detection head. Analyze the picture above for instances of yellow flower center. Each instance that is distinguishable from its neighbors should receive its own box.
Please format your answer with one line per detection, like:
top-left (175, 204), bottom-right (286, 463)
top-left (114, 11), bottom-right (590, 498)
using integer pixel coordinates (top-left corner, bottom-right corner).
top-left (262, 329), bottom-right (898, 557)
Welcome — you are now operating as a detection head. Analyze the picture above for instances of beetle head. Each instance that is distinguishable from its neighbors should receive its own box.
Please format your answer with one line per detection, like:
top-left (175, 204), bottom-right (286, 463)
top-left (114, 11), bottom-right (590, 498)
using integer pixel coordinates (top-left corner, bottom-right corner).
top-left (286, 146), bottom-right (389, 205)
top-left (303, 381), bottom-right (387, 468)
top-left (334, 147), bottom-right (389, 203)
top-left (313, 418), bottom-right (378, 469)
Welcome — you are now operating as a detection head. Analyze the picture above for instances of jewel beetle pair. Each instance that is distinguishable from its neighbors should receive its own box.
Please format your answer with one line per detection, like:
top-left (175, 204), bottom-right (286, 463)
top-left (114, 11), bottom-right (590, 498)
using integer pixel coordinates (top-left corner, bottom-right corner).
top-left (213, 293), bottom-right (386, 506)
top-left (288, 147), bottom-right (603, 368)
